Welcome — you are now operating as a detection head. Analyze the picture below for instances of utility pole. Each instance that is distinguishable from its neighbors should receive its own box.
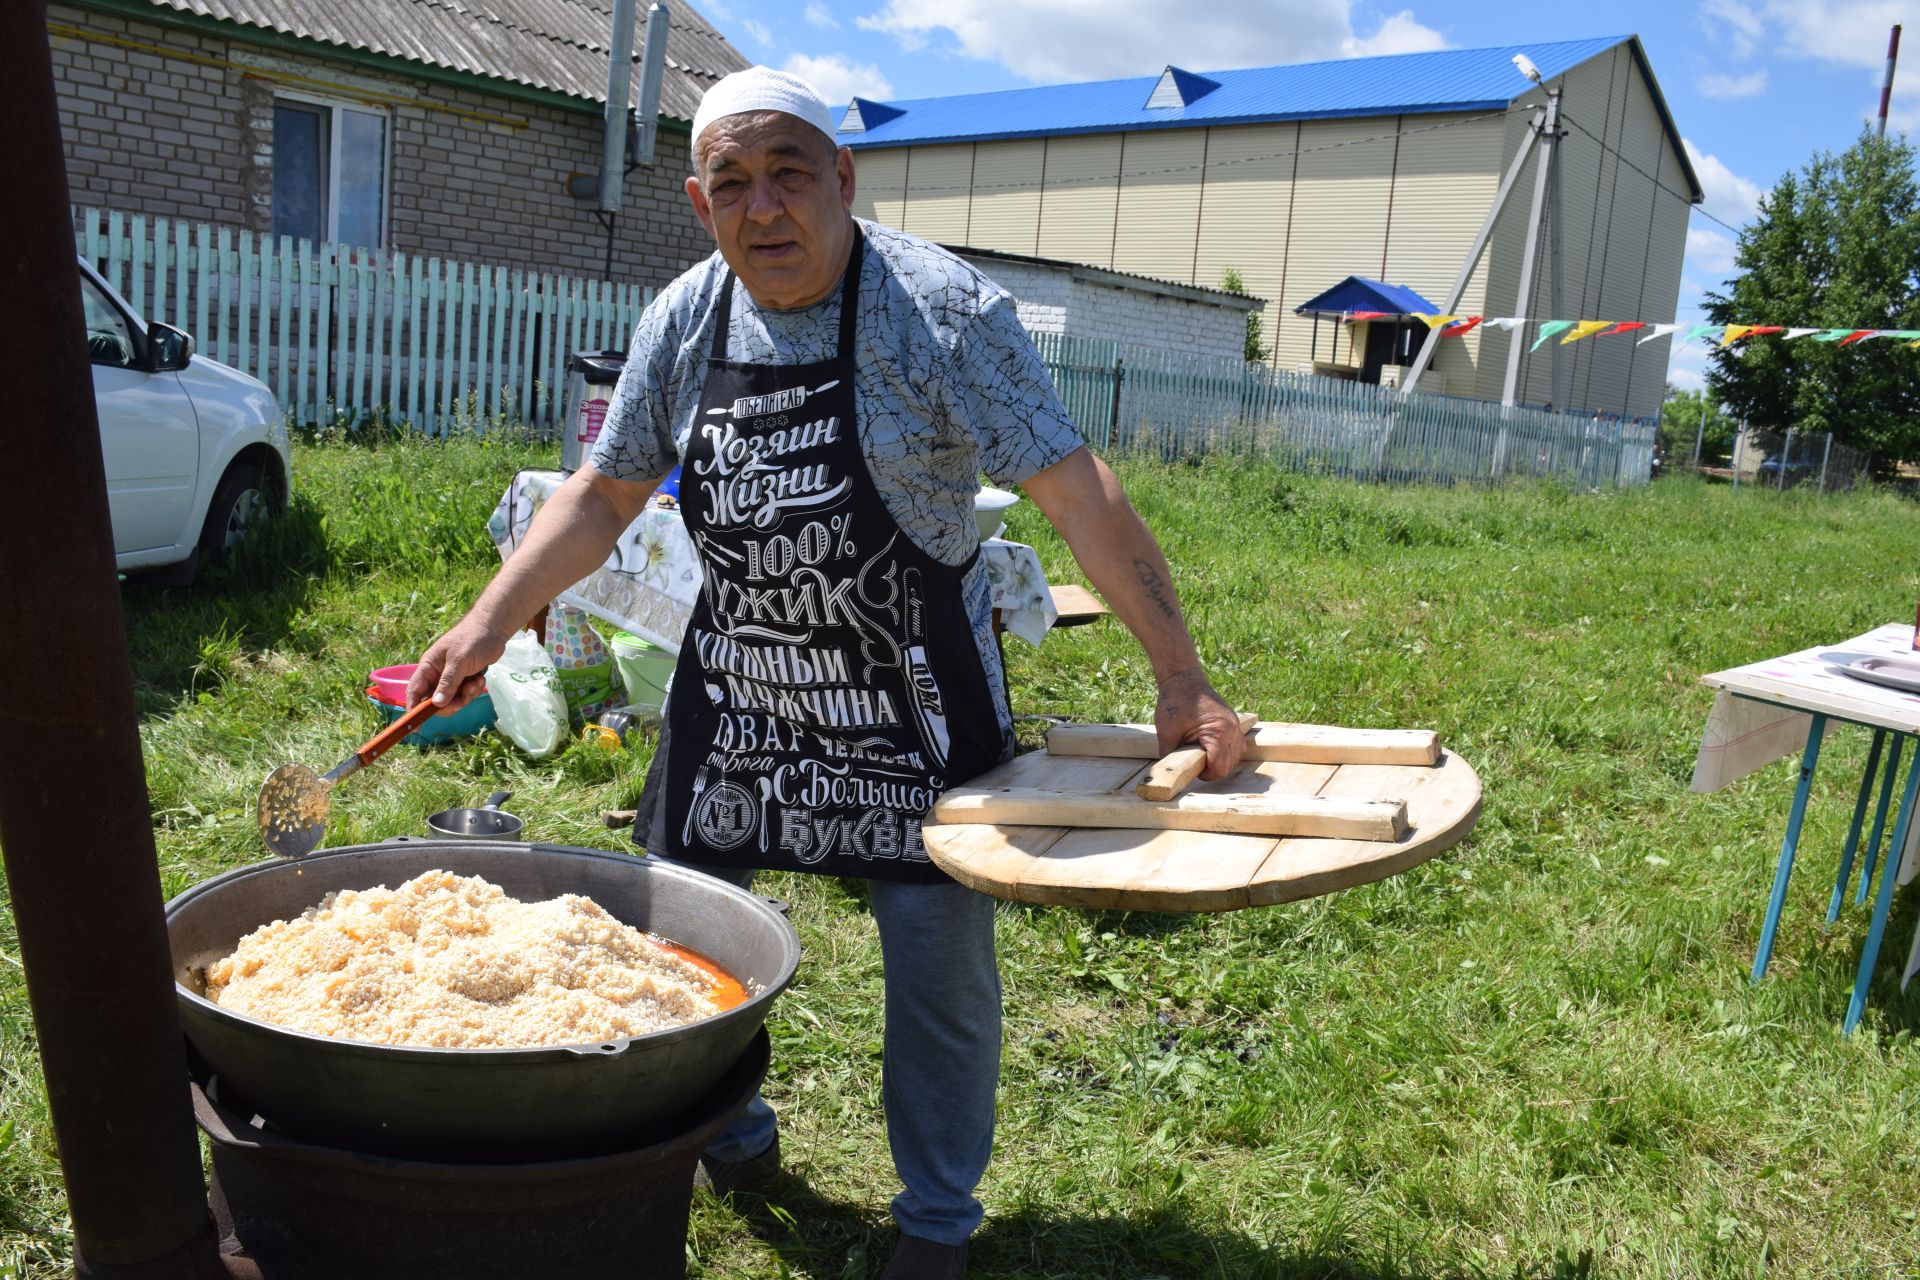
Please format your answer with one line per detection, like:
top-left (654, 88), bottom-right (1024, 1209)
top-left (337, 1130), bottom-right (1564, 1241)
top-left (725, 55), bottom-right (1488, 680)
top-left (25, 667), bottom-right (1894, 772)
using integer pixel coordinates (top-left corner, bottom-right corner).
top-left (1402, 54), bottom-right (1562, 402)
top-left (1502, 86), bottom-right (1562, 408)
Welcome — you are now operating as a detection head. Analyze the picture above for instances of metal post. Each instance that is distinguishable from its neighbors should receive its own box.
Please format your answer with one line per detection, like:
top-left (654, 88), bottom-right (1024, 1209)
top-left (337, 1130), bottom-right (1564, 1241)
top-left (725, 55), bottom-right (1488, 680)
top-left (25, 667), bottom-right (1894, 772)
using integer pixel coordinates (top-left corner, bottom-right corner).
top-left (1879, 24), bottom-right (1902, 139)
top-left (1547, 116), bottom-right (1566, 414)
top-left (0, 7), bottom-right (225, 1275)
top-left (1692, 410), bottom-right (1704, 470)
top-left (1752, 714), bottom-right (1826, 982)
top-left (1819, 431), bottom-right (1833, 492)
top-left (1779, 428), bottom-right (1792, 491)
top-left (1400, 104), bottom-right (1546, 395)
top-left (1731, 422), bottom-right (1744, 490)
top-left (1502, 88), bottom-right (1562, 408)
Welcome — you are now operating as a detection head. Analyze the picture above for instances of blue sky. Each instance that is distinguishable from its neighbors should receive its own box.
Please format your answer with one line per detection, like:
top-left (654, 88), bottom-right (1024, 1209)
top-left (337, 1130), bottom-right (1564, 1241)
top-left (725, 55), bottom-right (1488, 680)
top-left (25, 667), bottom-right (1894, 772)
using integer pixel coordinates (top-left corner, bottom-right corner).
top-left (697, 0), bottom-right (1917, 394)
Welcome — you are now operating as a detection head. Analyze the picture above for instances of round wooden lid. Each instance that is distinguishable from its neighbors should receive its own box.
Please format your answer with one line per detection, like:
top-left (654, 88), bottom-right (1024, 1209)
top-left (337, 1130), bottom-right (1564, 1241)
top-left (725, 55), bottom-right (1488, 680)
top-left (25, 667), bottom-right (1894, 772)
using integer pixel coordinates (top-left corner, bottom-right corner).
top-left (922, 748), bottom-right (1481, 912)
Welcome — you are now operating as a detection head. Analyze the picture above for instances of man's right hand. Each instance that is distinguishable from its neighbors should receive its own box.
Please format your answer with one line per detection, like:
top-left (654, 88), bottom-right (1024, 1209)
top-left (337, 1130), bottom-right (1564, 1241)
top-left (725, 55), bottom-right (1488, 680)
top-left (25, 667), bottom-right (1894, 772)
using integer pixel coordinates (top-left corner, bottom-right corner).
top-left (406, 616), bottom-right (510, 712)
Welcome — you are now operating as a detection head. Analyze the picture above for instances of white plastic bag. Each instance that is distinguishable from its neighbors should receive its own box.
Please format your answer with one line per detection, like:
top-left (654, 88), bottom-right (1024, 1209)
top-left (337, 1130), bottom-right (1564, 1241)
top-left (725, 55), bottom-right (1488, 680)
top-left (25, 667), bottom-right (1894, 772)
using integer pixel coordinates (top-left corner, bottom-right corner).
top-left (485, 630), bottom-right (569, 759)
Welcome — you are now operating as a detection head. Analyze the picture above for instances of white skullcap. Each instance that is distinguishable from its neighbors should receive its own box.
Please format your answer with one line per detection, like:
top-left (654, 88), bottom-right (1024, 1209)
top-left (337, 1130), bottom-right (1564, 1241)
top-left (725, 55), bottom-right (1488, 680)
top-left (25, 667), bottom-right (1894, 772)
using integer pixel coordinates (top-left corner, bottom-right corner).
top-left (691, 66), bottom-right (837, 150)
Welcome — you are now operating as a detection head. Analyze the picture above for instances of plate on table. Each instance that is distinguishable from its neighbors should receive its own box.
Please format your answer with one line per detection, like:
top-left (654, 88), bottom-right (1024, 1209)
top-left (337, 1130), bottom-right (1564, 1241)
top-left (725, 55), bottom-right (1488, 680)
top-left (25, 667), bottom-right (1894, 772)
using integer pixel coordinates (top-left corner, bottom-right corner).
top-left (1836, 654), bottom-right (1920, 695)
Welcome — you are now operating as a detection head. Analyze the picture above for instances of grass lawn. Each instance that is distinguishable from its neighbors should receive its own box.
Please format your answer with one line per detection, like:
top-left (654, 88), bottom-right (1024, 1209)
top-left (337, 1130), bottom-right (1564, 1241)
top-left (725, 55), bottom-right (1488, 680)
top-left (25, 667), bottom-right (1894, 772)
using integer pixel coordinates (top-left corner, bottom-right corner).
top-left (4, 434), bottom-right (1920, 1278)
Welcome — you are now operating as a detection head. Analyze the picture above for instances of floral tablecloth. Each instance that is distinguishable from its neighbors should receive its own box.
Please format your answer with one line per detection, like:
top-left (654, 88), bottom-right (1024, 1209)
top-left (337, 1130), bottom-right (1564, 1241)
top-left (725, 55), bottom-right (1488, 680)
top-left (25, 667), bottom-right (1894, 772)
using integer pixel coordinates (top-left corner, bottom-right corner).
top-left (489, 470), bottom-right (1058, 654)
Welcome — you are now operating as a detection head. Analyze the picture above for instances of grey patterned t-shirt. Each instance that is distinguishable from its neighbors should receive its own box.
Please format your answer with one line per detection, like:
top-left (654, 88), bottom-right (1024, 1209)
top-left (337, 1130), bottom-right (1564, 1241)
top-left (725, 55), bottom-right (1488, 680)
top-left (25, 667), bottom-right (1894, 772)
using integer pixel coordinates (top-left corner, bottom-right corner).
top-left (591, 219), bottom-right (1085, 737)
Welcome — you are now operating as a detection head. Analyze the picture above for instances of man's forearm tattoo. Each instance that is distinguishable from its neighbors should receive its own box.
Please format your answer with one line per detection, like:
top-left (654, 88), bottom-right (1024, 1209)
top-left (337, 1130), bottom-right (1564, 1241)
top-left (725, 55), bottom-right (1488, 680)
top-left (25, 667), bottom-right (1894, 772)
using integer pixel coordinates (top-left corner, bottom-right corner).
top-left (1133, 558), bottom-right (1176, 619)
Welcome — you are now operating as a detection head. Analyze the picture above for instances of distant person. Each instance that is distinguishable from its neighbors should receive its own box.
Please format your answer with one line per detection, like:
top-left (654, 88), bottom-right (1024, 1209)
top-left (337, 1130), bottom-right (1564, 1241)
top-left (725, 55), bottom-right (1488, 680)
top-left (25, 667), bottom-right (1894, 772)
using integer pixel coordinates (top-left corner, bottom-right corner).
top-left (409, 66), bottom-right (1243, 1279)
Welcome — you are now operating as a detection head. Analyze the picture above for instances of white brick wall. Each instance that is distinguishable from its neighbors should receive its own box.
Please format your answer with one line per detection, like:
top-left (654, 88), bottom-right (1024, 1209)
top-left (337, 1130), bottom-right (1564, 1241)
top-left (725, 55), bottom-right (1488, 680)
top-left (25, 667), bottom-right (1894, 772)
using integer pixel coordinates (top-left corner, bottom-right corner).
top-left (958, 251), bottom-right (1252, 360)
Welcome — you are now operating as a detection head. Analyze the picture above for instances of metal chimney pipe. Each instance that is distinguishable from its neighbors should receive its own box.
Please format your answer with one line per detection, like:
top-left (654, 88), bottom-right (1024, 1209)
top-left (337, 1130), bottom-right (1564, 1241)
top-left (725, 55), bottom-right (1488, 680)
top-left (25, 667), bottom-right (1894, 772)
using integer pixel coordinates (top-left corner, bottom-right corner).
top-left (599, 0), bottom-right (638, 211)
top-left (0, 7), bottom-right (224, 1276)
top-left (1879, 25), bottom-right (1902, 139)
top-left (631, 3), bottom-right (672, 168)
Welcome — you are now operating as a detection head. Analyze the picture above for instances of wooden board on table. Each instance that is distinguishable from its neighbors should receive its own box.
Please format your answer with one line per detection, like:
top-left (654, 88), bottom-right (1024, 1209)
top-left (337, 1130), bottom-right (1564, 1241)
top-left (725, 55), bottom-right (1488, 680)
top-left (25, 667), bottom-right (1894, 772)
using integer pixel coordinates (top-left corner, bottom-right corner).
top-left (923, 749), bottom-right (1480, 913)
top-left (1048, 721), bottom-right (1441, 767)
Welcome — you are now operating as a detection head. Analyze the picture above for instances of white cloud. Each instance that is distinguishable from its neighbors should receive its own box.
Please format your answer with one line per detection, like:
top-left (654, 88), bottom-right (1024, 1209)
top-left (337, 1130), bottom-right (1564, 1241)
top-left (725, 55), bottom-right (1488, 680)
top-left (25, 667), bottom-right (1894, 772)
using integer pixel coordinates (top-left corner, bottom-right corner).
top-left (1341, 10), bottom-right (1450, 58)
top-left (1682, 138), bottom-right (1764, 226)
top-left (1696, 1), bottom-right (1919, 131)
top-left (703, 0), bottom-right (734, 19)
top-left (782, 52), bottom-right (895, 104)
top-left (855, 0), bottom-right (1447, 85)
top-left (1685, 227), bottom-right (1739, 277)
top-left (1680, 275), bottom-right (1708, 296)
top-left (804, 2), bottom-right (840, 28)
top-left (1698, 0), bottom-right (1766, 58)
top-left (1698, 68), bottom-right (1768, 98)
top-left (742, 17), bottom-right (773, 47)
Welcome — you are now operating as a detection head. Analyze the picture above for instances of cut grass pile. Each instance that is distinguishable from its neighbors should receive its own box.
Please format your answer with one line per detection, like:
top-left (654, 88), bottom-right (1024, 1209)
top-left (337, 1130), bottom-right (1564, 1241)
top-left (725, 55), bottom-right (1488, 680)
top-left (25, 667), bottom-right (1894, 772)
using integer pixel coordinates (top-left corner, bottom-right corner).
top-left (4, 434), bottom-right (1920, 1278)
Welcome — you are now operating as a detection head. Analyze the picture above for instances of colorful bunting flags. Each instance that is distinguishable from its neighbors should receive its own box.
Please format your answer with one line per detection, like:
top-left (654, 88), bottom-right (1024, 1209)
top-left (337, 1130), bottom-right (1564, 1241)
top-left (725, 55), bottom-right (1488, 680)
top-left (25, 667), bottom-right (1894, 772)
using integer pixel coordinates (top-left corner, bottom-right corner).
top-left (1531, 321), bottom-right (1573, 350)
top-left (1560, 320), bottom-right (1615, 345)
top-left (1374, 315), bottom-right (1920, 351)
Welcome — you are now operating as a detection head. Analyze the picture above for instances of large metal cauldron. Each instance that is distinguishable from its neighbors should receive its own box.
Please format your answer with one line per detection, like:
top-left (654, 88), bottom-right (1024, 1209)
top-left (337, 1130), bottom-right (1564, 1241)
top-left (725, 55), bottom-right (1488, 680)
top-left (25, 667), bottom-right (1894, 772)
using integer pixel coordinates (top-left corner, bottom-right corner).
top-left (166, 841), bottom-right (799, 1162)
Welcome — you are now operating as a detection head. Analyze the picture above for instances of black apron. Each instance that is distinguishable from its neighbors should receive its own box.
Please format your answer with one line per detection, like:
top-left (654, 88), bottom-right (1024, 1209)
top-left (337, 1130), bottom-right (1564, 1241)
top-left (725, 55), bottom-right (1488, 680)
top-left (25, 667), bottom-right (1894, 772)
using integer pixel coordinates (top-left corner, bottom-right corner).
top-left (659, 231), bottom-right (1004, 884)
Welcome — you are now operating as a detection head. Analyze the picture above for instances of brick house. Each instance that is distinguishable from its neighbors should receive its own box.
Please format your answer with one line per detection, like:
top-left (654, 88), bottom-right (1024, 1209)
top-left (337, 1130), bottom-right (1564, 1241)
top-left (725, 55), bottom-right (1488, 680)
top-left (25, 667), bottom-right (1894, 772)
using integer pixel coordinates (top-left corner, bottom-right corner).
top-left (47, 0), bottom-right (750, 290)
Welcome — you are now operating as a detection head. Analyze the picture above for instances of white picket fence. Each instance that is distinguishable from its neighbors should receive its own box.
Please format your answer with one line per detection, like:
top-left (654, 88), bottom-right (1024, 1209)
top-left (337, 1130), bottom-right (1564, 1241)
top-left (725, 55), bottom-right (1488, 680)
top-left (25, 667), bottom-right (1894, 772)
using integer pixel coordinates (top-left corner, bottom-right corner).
top-left (74, 206), bottom-right (651, 434)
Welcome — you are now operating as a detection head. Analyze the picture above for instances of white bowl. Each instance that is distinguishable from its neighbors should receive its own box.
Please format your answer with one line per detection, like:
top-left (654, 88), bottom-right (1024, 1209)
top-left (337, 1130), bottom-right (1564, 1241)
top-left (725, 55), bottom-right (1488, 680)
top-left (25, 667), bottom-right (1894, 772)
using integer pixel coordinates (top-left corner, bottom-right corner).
top-left (973, 486), bottom-right (1020, 542)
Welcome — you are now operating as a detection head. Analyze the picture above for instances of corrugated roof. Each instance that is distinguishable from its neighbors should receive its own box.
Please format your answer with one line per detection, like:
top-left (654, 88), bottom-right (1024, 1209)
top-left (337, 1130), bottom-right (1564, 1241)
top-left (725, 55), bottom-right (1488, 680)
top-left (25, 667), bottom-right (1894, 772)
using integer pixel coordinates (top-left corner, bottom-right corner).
top-left (838, 36), bottom-right (1633, 144)
top-left (1293, 276), bottom-right (1440, 317)
top-left (952, 244), bottom-right (1262, 309)
top-left (141, 0), bottom-right (749, 118)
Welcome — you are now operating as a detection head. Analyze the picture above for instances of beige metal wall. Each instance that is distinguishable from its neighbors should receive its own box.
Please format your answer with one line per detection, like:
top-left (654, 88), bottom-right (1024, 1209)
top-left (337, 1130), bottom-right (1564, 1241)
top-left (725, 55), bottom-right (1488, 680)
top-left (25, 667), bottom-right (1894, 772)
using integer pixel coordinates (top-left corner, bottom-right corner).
top-left (1476, 45), bottom-right (1691, 418)
top-left (848, 42), bottom-right (1691, 417)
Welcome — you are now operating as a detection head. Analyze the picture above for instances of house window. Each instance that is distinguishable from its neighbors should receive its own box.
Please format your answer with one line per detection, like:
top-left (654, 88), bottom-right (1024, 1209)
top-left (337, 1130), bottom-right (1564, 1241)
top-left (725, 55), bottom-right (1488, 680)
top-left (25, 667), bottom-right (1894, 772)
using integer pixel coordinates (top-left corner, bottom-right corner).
top-left (272, 99), bottom-right (388, 248)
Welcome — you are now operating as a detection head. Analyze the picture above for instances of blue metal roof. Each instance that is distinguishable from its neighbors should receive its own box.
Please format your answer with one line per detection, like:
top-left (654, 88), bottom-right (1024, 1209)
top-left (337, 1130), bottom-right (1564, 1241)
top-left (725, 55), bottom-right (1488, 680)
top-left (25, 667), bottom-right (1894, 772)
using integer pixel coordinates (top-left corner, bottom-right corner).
top-left (833, 35), bottom-right (1686, 161)
top-left (1294, 277), bottom-right (1440, 317)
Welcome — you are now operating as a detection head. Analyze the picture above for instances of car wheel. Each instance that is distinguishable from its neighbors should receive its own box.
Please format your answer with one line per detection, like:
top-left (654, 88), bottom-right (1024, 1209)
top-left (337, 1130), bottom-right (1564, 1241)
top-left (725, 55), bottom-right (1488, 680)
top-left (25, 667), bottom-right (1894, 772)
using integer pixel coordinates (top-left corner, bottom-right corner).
top-left (197, 461), bottom-right (275, 563)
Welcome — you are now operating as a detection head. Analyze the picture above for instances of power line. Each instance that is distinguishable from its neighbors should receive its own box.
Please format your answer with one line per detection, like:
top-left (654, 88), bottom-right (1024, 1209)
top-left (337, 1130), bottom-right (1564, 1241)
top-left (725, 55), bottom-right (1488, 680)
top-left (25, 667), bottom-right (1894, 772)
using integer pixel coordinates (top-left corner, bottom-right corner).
top-left (1557, 111), bottom-right (1748, 236)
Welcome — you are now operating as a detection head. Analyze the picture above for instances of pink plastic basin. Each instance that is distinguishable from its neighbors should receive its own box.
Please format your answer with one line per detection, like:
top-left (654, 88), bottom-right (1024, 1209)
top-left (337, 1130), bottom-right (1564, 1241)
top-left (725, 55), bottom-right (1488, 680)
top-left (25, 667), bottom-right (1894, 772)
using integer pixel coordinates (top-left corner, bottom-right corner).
top-left (369, 664), bottom-right (418, 706)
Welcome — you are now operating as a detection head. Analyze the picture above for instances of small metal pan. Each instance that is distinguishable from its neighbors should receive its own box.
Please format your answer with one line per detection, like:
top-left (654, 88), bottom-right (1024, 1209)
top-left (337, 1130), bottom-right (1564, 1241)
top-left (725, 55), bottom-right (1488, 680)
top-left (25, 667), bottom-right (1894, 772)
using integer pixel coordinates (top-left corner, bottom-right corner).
top-left (427, 790), bottom-right (524, 840)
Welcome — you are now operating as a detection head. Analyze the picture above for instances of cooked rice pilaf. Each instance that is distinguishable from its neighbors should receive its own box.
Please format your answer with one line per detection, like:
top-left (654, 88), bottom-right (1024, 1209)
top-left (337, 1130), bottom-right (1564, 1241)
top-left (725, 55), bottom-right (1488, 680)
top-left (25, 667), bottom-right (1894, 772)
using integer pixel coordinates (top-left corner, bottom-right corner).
top-left (206, 870), bottom-right (722, 1048)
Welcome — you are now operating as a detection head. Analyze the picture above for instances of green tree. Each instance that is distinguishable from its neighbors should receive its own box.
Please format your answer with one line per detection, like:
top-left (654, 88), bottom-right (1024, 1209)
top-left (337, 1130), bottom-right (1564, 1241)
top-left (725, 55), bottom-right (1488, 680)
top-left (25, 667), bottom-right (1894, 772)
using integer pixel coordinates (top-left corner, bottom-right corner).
top-left (1221, 267), bottom-right (1268, 363)
top-left (1659, 384), bottom-right (1737, 467)
top-left (1703, 131), bottom-right (1920, 467)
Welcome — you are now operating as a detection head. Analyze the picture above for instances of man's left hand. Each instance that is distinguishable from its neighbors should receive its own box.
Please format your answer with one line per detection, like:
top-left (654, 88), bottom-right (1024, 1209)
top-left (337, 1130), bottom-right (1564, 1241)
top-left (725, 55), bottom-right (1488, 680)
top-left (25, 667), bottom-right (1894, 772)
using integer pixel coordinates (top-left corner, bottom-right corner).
top-left (1154, 668), bottom-right (1246, 781)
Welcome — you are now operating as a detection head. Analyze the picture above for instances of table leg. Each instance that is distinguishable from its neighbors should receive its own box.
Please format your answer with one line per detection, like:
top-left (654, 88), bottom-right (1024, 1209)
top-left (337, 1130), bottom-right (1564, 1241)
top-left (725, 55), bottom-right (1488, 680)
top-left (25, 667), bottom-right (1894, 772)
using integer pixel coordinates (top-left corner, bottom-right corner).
top-left (1828, 729), bottom-right (1887, 923)
top-left (1845, 745), bottom-right (1920, 1034)
top-left (1752, 713), bottom-right (1826, 983)
top-left (1856, 734), bottom-right (1905, 906)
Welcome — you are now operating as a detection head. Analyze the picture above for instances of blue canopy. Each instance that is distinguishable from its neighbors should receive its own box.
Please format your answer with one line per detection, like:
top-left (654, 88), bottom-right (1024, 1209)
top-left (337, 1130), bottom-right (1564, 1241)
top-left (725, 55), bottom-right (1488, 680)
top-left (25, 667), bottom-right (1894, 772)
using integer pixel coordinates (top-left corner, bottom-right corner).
top-left (1294, 276), bottom-right (1439, 318)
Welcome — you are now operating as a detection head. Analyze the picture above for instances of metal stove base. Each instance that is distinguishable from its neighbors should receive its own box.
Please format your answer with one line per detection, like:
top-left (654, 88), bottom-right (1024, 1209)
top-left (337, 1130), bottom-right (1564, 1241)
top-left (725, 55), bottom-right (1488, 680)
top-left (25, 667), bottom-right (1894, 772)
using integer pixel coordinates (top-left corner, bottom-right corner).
top-left (195, 1028), bottom-right (768, 1280)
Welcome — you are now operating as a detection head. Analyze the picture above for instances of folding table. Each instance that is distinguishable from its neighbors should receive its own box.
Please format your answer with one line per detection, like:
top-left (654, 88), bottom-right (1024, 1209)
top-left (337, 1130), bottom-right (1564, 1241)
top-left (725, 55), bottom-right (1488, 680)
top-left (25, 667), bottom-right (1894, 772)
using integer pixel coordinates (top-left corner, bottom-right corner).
top-left (1695, 624), bottom-right (1920, 1033)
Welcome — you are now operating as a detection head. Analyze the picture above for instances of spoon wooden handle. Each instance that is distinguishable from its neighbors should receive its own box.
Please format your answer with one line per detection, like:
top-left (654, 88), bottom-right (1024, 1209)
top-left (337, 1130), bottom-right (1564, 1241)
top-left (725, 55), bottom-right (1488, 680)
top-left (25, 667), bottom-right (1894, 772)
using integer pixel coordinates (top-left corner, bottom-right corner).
top-left (356, 700), bottom-right (440, 766)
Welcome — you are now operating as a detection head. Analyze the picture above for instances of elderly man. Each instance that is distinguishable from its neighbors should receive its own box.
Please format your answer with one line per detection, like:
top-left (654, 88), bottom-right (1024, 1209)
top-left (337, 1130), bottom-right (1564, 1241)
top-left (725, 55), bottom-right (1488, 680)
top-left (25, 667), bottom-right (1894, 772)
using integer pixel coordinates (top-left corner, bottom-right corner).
top-left (410, 67), bottom-right (1242, 1279)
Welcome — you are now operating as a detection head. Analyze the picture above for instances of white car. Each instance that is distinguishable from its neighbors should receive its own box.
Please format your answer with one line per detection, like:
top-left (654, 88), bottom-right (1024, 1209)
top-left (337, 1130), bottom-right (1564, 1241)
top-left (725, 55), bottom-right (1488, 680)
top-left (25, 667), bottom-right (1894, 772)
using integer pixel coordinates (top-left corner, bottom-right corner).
top-left (80, 257), bottom-right (288, 580)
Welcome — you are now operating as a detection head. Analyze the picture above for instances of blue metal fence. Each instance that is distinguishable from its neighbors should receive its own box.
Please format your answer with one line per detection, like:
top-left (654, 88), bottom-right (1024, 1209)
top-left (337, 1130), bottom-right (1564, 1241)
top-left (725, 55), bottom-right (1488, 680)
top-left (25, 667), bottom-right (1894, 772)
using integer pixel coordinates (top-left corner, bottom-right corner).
top-left (1031, 332), bottom-right (1656, 488)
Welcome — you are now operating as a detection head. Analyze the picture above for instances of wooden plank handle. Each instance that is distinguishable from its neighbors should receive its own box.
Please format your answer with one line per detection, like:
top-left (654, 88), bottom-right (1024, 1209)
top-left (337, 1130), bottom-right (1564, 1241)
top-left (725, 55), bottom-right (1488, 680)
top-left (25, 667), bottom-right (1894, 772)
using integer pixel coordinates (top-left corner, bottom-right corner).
top-left (1135, 712), bottom-right (1259, 801)
top-left (932, 786), bottom-right (1408, 843)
